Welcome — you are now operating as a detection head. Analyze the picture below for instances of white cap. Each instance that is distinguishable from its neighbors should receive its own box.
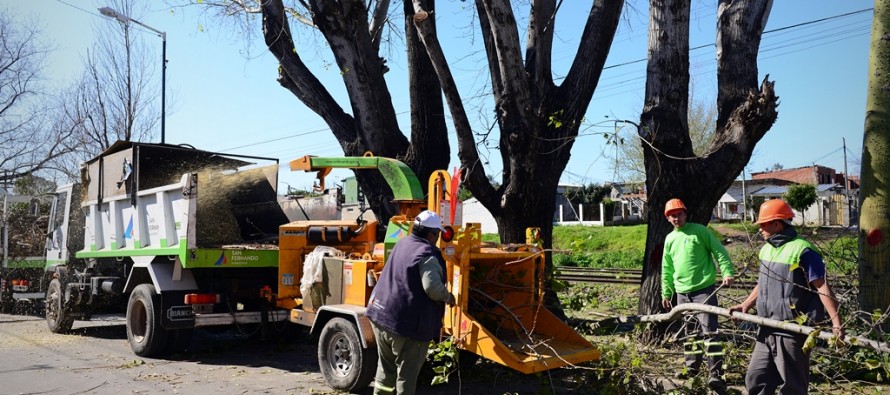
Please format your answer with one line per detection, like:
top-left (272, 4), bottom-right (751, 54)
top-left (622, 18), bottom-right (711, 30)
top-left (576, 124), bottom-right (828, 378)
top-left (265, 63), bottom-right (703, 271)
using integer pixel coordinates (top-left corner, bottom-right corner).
top-left (414, 210), bottom-right (445, 231)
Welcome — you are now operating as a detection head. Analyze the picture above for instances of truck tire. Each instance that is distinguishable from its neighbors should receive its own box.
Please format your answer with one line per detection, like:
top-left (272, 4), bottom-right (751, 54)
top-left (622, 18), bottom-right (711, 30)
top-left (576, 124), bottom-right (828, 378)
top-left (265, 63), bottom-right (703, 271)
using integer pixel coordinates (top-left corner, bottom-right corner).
top-left (45, 279), bottom-right (74, 333)
top-left (127, 284), bottom-right (168, 357)
top-left (317, 317), bottom-right (377, 392)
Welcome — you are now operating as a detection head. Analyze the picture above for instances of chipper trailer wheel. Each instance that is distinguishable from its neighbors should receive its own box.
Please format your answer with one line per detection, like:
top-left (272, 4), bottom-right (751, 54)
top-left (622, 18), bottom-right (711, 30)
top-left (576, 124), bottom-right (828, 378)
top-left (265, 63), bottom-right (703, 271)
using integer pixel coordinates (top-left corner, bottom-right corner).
top-left (45, 278), bottom-right (74, 333)
top-left (127, 283), bottom-right (169, 357)
top-left (318, 317), bottom-right (377, 392)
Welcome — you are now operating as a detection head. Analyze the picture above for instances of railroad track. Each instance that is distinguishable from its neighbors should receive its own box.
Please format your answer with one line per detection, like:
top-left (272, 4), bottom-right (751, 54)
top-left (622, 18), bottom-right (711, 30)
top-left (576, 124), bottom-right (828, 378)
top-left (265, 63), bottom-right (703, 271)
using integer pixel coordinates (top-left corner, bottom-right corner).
top-left (553, 267), bottom-right (642, 284)
top-left (552, 266), bottom-right (763, 289)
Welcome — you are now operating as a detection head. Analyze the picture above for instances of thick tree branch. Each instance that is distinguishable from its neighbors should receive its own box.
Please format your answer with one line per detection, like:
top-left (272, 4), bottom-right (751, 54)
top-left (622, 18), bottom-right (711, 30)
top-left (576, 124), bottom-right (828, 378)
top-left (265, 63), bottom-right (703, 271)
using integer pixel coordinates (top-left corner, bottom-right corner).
top-left (401, 1), bottom-right (450, 181)
top-left (368, 0), bottom-right (390, 51)
top-left (560, 0), bottom-right (623, 114)
top-left (476, 0), bottom-right (533, 129)
top-left (410, 2), bottom-right (499, 213)
top-left (524, 0), bottom-right (556, 98)
top-left (306, 0), bottom-right (406, 157)
top-left (260, 0), bottom-right (357, 144)
top-left (640, 0), bottom-right (692, 158)
top-left (715, 0), bottom-right (772, 131)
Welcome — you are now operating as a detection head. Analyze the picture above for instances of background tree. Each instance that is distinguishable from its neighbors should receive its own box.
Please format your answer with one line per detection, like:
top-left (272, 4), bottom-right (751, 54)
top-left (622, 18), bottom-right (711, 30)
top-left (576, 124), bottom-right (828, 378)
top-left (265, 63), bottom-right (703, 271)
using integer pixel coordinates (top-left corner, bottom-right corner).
top-left (766, 162), bottom-right (784, 172)
top-left (859, 1), bottom-right (890, 326)
top-left (0, 8), bottom-right (77, 185)
top-left (784, 184), bottom-right (817, 226)
top-left (62, 0), bottom-right (160, 169)
top-left (636, 0), bottom-right (779, 316)
top-left (611, 86), bottom-right (718, 183)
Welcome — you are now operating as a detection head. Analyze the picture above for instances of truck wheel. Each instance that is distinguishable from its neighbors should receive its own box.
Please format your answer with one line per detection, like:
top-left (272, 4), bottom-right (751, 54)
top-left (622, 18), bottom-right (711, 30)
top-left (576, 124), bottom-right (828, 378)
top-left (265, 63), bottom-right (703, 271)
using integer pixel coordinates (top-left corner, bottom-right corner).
top-left (46, 279), bottom-right (74, 333)
top-left (127, 284), bottom-right (169, 357)
top-left (318, 317), bottom-right (377, 392)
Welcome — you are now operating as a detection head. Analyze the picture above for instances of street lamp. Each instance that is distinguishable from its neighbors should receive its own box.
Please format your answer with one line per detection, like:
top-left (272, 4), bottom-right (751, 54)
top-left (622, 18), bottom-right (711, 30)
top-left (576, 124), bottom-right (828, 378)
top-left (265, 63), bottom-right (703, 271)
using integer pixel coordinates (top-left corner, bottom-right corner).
top-left (98, 7), bottom-right (167, 144)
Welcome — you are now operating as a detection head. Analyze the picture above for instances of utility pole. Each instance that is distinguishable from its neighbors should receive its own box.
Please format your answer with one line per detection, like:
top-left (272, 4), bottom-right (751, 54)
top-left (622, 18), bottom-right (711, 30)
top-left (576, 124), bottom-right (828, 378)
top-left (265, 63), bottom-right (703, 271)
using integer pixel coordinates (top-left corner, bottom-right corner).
top-left (843, 138), bottom-right (852, 227)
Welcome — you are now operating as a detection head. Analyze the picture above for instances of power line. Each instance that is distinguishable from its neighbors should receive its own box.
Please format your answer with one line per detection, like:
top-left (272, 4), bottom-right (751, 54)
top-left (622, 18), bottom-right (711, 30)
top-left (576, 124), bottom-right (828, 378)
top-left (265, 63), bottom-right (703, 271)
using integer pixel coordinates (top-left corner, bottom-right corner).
top-left (53, 0), bottom-right (97, 16)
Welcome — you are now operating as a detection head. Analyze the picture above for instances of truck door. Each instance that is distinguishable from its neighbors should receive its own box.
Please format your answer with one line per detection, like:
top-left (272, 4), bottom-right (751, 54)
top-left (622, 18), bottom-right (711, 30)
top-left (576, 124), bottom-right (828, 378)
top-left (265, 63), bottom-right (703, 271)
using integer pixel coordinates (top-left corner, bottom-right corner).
top-left (45, 186), bottom-right (72, 267)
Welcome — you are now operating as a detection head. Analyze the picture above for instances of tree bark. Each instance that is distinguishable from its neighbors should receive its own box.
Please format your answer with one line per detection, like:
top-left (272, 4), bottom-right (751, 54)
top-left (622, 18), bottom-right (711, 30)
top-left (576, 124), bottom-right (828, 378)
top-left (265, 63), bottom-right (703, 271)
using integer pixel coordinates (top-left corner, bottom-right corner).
top-left (637, 0), bottom-right (777, 317)
top-left (859, 1), bottom-right (890, 328)
top-left (259, 0), bottom-right (449, 220)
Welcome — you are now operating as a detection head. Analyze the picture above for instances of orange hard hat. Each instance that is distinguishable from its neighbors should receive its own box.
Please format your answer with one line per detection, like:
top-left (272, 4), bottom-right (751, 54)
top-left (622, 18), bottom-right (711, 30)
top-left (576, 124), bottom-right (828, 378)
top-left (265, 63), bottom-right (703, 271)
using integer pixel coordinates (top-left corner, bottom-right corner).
top-left (756, 199), bottom-right (794, 224)
top-left (664, 198), bottom-right (687, 217)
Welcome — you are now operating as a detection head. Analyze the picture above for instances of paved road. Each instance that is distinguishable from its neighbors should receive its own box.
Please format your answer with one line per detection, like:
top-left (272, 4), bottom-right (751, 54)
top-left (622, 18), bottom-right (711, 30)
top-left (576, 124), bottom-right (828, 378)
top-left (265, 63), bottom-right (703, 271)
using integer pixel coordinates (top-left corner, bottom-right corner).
top-left (0, 313), bottom-right (557, 394)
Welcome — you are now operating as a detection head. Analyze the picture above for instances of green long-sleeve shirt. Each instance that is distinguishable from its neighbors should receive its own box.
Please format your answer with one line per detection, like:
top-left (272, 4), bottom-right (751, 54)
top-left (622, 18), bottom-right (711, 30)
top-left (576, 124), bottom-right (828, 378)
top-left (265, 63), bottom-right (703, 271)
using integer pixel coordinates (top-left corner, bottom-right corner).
top-left (661, 222), bottom-right (734, 299)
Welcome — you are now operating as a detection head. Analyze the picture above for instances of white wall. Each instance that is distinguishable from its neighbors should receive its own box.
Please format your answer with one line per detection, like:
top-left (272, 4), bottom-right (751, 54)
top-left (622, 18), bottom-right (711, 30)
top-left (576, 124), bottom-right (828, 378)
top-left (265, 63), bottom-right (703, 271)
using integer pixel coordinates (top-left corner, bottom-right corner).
top-left (461, 198), bottom-right (499, 234)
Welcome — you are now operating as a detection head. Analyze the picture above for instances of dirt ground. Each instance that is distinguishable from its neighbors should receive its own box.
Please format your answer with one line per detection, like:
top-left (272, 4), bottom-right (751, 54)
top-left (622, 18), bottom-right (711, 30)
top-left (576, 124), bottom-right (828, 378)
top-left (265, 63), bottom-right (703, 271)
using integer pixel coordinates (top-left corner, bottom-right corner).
top-left (0, 311), bottom-right (575, 395)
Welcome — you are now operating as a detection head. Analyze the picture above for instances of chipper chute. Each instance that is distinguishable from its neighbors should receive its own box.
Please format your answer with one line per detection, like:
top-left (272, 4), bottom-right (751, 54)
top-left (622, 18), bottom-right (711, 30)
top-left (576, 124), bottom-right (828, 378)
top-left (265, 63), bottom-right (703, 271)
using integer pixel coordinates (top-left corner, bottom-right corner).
top-left (443, 228), bottom-right (600, 373)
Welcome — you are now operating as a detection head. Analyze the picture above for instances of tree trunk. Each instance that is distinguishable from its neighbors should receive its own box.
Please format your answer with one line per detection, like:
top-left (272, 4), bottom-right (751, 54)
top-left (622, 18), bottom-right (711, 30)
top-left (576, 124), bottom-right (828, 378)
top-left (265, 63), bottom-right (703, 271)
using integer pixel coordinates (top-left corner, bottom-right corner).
top-left (259, 0), bottom-right (449, 221)
top-left (637, 0), bottom-right (777, 317)
top-left (859, 1), bottom-right (890, 327)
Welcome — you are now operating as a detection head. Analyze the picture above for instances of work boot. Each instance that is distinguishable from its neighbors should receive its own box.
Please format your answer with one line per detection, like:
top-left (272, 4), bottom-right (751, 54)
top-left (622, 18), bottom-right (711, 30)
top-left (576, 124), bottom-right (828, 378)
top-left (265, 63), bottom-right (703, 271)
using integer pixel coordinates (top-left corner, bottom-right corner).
top-left (708, 377), bottom-right (728, 395)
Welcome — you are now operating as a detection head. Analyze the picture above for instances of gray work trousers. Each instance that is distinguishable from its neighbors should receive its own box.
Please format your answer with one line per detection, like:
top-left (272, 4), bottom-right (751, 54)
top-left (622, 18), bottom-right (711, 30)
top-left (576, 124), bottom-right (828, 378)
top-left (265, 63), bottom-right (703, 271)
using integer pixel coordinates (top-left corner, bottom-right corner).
top-left (371, 321), bottom-right (430, 395)
top-left (676, 285), bottom-right (724, 379)
top-left (746, 332), bottom-right (809, 395)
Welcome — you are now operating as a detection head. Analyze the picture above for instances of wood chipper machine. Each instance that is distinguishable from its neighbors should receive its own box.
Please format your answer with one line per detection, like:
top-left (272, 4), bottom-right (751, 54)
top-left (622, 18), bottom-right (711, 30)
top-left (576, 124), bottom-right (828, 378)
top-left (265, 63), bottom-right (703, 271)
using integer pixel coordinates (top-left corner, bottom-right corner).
top-left (277, 155), bottom-right (600, 392)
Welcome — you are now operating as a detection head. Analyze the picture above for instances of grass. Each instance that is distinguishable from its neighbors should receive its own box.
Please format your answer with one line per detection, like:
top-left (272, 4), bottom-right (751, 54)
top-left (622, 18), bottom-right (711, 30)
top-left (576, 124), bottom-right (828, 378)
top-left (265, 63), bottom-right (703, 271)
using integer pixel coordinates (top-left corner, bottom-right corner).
top-left (551, 224), bottom-right (647, 269)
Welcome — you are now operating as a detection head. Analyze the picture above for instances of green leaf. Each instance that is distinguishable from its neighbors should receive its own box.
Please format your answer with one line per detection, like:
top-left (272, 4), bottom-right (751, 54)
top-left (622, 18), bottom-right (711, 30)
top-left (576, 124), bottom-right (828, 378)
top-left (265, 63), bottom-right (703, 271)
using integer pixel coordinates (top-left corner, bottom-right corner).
top-left (802, 331), bottom-right (817, 354)
top-left (865, 359), bottom-right (882, 370)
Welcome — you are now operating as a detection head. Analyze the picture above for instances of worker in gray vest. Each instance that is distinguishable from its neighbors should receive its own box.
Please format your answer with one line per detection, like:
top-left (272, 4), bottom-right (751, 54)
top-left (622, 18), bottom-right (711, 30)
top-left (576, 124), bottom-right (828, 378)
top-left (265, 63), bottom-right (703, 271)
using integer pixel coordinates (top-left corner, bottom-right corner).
top-left (366, 210), bottom-right (455, 395)
top-left (729, 199), bottom-right (844, 394)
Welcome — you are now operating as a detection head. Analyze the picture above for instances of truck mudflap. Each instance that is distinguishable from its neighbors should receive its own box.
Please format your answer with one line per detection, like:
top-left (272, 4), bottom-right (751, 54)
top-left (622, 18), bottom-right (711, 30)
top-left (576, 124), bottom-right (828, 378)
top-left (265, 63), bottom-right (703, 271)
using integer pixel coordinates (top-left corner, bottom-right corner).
top-left (161, 291), bottom-right (195, 330)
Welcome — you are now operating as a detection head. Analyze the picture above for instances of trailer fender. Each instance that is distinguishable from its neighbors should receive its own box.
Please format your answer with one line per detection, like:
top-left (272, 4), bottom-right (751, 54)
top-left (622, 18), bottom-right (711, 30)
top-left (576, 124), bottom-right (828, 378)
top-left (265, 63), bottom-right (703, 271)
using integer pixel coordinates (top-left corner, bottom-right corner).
top-left (124, 256), bottom-right (198, 294)
top-left (312, 304), bottom-right (375, 349)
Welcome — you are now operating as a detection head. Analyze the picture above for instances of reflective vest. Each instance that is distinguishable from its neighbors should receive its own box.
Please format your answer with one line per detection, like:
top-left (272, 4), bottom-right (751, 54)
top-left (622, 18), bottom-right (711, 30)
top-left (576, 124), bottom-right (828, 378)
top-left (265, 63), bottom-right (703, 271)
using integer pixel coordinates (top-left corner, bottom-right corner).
top-left (367, 234), bottom-right (446, 342)
top-left (756, 237), bottom-right (825, 326)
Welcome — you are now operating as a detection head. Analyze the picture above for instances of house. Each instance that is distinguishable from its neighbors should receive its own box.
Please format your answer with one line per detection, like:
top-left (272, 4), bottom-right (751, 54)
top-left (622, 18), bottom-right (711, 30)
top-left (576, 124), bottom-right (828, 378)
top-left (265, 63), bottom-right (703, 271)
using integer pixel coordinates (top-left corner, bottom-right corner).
top-left (740, 165), bottom-right (858, 226)
top-left (609, 183), bottom-right (647, 221)
top-left (750, 184), bottom-right (849, 226)
top-left (462, 183), bottom-right (607, 234)
top-left (555, 184), bottom-right (583, 222)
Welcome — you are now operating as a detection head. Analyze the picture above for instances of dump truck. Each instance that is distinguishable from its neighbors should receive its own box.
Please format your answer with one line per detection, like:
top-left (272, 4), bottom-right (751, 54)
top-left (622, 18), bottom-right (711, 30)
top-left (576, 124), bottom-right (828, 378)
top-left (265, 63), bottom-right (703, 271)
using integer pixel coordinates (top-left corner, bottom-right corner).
top-left (0, 189), bottom-right (68, 313)
top-left (39, 141), bottom-right (599, 392)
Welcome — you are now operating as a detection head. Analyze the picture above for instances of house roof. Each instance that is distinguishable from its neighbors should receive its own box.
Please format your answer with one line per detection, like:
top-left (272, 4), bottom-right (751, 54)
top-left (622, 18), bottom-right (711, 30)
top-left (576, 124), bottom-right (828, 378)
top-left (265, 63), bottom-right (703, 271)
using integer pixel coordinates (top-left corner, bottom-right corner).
top-left (720, 186), bottom-right (754, 202)
top-left (750, 184), bottom-right (841, 196)
top-left (751, 165), bottom-right (838, 185)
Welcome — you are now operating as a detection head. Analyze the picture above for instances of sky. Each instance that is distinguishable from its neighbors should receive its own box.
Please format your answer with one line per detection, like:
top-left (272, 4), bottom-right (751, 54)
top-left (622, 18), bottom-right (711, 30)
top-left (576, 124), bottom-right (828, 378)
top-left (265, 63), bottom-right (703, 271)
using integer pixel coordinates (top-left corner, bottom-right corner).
top-left (6, 1), bottom-right (873, 193)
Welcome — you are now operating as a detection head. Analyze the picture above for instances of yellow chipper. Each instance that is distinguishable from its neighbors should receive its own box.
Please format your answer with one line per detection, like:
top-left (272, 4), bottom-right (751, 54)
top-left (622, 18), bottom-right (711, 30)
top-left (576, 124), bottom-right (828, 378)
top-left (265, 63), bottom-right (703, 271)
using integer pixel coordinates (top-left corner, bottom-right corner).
top-left (278, 155), bottom-right (600, 391)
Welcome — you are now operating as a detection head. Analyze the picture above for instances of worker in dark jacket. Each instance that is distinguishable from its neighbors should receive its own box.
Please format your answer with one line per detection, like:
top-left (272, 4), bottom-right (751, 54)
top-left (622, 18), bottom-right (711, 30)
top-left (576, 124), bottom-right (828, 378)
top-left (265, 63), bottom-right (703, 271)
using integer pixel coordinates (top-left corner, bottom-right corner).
top-left (729, 199), bottom-right (844, 395)
top-left (366, 210), bottom-right (455, 395)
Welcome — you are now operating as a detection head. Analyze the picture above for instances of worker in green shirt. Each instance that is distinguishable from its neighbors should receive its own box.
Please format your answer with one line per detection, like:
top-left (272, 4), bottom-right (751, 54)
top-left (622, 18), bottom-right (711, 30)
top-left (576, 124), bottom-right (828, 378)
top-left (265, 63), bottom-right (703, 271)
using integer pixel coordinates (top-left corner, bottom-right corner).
top-left (661, 198), bottom-right (734, 393)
